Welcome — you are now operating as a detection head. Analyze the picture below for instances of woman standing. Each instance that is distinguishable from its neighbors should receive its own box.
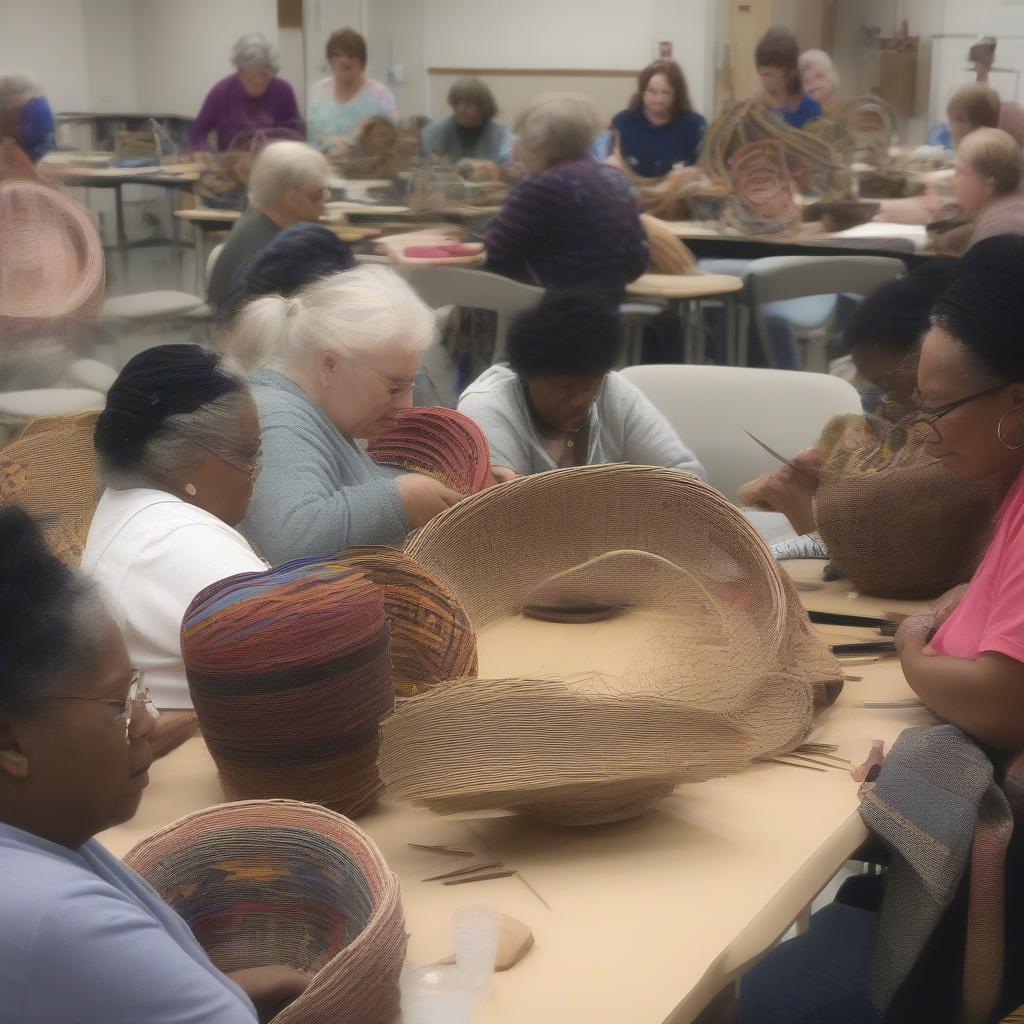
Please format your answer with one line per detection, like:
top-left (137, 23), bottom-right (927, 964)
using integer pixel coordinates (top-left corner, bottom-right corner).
top-left (308, 28), bottom-right (397, 156)
top-left (755, 27), bottom-right (822, 129)
top-left (611, 60), bottom-right (707, 178)
top-left (188, 34), bottom-right (302, 152)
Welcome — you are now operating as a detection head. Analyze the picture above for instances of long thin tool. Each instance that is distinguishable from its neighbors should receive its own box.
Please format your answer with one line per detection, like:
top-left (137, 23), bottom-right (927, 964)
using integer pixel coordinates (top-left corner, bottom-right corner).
top-left (832, 640), bottom-right (897, 656)
top-left (743, 429), bottom-right (821, 484)
top-left (422, 862), bottom-right (503, 883)
top-left (444, 870), bottom-right (518, 886)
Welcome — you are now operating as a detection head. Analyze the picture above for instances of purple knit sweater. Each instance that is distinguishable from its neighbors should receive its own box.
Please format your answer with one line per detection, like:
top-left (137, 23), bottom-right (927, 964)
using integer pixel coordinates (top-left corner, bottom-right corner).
top-left (484, 159), bottom-right (649, 291)
top-left (188, 74), bottom-right (303, 152)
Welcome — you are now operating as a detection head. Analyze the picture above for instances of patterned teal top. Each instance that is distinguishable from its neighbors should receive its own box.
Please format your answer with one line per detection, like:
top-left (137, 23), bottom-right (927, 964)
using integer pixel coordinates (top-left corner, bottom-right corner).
top-left (307, 76), bottom-right (398, 154)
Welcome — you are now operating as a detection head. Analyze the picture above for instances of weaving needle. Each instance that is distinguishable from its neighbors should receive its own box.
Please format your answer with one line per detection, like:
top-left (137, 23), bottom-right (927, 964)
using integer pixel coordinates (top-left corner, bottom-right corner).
top-left (444, 870), bottom-right (518, 886)
top-left (743, 429), bottom-right (821, 484)
top-left (758, 756), bottom-right (828, 773)
top-left (422, 861), bottom-right (503, 883)
top-left (408, 843), bottom-right (475, 857)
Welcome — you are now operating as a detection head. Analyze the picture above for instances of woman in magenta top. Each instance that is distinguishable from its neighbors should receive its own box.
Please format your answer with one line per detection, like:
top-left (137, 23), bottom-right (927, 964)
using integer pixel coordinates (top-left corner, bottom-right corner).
top-left (188, 33), bottom-right (302, 152)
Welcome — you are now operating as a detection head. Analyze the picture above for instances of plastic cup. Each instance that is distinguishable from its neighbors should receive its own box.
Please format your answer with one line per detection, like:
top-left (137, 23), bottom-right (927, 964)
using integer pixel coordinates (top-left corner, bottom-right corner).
top-left (453, 905), bottom-right (500, 994)
top-left (400, 964), bottom-right (475, 1024)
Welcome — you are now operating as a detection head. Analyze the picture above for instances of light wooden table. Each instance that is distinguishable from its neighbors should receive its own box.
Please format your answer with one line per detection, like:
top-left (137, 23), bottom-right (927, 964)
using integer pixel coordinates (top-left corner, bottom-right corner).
top-left (97, 559), bottom-right (928, 1024)
top-left (661, 220), bottom-right (926, 255)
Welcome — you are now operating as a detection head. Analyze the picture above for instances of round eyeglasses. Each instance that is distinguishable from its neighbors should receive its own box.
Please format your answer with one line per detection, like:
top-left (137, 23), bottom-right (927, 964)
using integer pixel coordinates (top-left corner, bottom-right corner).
top-left (50, 669), bottom-right (160, 740)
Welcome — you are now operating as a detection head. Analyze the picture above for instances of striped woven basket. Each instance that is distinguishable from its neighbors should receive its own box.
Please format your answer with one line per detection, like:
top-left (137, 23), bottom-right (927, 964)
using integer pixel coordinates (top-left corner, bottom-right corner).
top-left (182, 559), bottom-right (395, 817)
top-left (123, 800), bottom-right (406, 1024)
top-left (379, 465), bottom-right (841, 826)
top-left (367, 406), bottom-right (492, 494)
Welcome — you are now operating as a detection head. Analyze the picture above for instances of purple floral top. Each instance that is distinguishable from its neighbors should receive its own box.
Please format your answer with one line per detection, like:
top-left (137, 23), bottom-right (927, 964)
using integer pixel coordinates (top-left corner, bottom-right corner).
top-left (187, 74), bottom-right (303, 152)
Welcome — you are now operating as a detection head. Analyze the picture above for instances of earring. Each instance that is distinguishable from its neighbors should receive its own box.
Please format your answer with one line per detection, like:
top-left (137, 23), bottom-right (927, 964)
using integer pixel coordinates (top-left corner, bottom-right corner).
top-left (997, 408), bottom-right (1024, 450)
top-left (185, 483), bottom-right (198, 496)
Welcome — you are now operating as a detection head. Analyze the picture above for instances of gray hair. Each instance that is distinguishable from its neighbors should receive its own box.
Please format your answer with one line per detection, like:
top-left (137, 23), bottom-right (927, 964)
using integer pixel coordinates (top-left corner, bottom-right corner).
top-left (248, 141), bottom-right (330, 209)
top-left (798, 49), bottom-right (839, 90)
top-left (231, 32), bottom-right (280, 73)
top-left (225, 264), bottom-right (436, 371)
top-left (0, 74), bottom-right (38, 104)
top-left (99, 363), bottom-right (255, 490)
top-left (514, 93), bottom-right (603, 169)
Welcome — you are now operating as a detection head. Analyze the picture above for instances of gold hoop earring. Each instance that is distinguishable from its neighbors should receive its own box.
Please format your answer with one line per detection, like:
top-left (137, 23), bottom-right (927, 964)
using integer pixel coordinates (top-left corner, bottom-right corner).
top-left (997, 408), bottom-right (1024, 450)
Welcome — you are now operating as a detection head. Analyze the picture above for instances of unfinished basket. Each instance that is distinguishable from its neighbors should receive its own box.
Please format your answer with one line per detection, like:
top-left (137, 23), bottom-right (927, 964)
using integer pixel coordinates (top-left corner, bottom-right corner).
top-left (182, 558), bottom-right (395, 816)
top-left (380, 465), bottom-right (841, 826)
top-left (123, 800), bottom-right (406, 1024)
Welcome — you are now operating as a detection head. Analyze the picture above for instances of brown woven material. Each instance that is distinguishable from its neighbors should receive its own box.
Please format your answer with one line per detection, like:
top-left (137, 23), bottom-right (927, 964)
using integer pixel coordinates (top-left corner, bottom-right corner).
top-left (123, 799), bottom-right (406, 1024)
top-left (380, 465), bottom-right (841, 826)
top-left (814, 416), bottom-right (996, 599)
top-left (726, 139), bottom-right (801, 235)
top-left (0, 181), bottom-right (105, 326)
top-left (641, 214), bottom-right (699, 274)
top-left (334, 545), bottom-right (478, 696)
top-left (0, 410), bottom-right (100, 564)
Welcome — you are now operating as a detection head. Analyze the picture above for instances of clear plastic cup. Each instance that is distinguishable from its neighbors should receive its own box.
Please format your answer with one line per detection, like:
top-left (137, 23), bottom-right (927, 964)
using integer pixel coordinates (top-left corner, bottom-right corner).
top-left (453, 905), bottom-right (500, 994)
top-left (400, 964), bottom-right (475, 1024)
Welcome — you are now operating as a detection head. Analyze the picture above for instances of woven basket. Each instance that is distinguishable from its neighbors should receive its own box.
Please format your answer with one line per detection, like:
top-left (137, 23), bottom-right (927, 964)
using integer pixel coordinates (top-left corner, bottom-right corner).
top-left (367, 406), bottom-right (492, 494)
top-left (641, 214), bottom-right (699, 275)
top-left (334, 545), bottom-right (478, 696)
top-left (0, 181), bottom-right (105, 326)
top-left (0, 410), bottom-right (100, 564)
top-left (182, 559), bottom-right (395, 817)
top-left (123, 800), bottom-right (406, 1024)
top-left (380, 465), bottom-right (841, 826)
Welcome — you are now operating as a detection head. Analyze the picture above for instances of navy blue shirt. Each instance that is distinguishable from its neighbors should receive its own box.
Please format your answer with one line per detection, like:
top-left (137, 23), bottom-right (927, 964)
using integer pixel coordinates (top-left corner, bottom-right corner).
top-left (611, 108), bottom-right (707, 178)
top-left (771, 94), bottom-right (823, 130)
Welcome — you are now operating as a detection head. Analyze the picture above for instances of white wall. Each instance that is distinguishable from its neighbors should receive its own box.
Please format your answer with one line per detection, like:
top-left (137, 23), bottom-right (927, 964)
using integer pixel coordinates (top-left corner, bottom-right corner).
top-left (82, 0), bottom-right (137, 112)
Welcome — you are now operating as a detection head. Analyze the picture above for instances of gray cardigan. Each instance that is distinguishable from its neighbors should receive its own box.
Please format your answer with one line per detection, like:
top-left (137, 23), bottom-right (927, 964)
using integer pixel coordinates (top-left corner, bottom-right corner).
top-left (457, 365), bottom-right (706, 478)
top-left (240, 369), bottom-right (408, 565)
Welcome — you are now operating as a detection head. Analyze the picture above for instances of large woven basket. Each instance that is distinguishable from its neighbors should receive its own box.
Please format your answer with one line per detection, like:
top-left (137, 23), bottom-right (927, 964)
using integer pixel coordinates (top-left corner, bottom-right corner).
top-left (0, 410), bottom-right (100, 564)
top-left (123, 800), bottom-right (406, 1024)
top-left (380, 465), bottom-right (841, 826)
top-left (367, 406), bottom-right (492, 494)
top-left (182, 559), bottom-right (395, 817)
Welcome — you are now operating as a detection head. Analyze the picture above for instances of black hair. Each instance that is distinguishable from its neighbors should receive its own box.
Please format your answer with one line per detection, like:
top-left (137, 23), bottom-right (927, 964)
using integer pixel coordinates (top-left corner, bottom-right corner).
top-left (217, 223), bottom-right (356, 323)
top-left (840, 259), bottom-right (962, 357)
top-left (506, 289), bottom-right (622, 378)
top-left (932, 235), bottom-right (1024, 381)
top-left (0, 507), bottom-right (103, 715)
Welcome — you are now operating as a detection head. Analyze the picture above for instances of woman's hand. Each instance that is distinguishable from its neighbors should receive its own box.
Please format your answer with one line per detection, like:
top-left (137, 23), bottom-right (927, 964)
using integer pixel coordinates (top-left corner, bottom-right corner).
top-left (895, 608), bottom-right (936, 657)
top-left (489, 465), bottom-right (518, 486)
top-left (931, 582), bottom-right (969, 632)
top-left (228, 965), bottom-right (311, 1023)
top-left (396, 473), bottom-right (464, 528)
top-left (736, 448), bottom-right (826, 536)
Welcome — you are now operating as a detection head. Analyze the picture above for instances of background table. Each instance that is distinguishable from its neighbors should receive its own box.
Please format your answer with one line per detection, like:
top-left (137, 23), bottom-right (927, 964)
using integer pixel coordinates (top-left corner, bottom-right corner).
top-left (98, 560), bottom-right (928, 1024)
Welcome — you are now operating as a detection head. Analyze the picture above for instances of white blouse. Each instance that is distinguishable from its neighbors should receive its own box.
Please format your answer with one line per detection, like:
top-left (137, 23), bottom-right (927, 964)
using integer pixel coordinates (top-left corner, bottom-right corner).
top-left (82, 488), bottom-right (267, 709)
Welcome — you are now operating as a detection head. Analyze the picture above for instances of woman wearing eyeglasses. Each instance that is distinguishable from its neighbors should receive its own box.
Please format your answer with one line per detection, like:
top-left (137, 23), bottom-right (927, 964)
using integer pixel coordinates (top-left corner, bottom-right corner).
top-left (82, 346), bottom-right (267, 753)
top-left (1, 508), bottom-right (309, 1022)
top-left (227, 264), bottom-right (464, 566)
top-left (738, 235), bottom-right (1024, 1023)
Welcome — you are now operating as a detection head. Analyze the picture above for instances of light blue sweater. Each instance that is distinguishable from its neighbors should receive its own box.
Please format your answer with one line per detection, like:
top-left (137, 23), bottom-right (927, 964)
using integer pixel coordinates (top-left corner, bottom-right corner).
top-left (241, 368), bottom-right (408, 564)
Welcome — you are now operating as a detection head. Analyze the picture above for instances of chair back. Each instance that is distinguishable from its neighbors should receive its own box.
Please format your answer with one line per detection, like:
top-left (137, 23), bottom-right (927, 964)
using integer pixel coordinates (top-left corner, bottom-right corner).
top-left (620, 363), bottom-right (863, 501)
top-left (205, 243), bottom-right (225, 289)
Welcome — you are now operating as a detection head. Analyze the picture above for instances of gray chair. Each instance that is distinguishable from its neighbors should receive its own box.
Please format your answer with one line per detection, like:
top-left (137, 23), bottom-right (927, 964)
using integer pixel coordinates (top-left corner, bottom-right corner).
top-left (742, 256), bottom-right (906, 371)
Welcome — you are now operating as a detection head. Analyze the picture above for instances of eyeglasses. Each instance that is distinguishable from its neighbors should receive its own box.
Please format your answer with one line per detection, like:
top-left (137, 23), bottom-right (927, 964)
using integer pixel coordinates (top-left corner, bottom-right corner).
top-left (192, 437), bottom-right (262, 481)
top-left (49, 669), bottom-right (159, 740)
top-left (304, 186), bottom-right (332, 202)
top-left (909, 383), bottom-right (1008, 439)
top-left (356, 362), bottom-right (417, 398)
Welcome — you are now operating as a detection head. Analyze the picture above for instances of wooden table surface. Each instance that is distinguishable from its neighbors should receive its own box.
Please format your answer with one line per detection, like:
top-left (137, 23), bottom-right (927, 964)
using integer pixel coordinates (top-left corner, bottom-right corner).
top-left (97, 558), bottom-right (928, 1023)
top-left (626, 272), bottom-right (744, 300)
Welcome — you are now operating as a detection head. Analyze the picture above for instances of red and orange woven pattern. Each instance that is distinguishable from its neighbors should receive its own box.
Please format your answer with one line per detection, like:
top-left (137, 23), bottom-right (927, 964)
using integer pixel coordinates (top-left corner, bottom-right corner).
top-left (123, 800), bottom-right (406, 1024)
top-left (335, 545), bottom-right (478, 696)
top-left (367, 406), bottom-right (492, 494)
top-left (182, 559), bottom-right (395, 817)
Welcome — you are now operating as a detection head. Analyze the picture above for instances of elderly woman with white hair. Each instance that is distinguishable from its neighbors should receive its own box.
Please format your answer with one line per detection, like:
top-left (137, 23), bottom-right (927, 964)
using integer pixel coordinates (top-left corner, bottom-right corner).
top-left (206, 140), bottom-right (330, 309)
top-left (798, 49), bottom-right (841, 117)
top-left (484, 92), bottom-right (648, 292)
top-left (187, 32), bottom-right (302, 152)
top-left (227, 265), bottom-right (463, 565)
top-left (0, 73), bottom-right (54, 162)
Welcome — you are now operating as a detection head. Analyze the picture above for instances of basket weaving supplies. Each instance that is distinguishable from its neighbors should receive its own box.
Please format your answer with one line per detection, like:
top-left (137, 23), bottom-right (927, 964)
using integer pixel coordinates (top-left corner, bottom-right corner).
top-left (380, 465), bottom-right (842, 826)
top-left (0, 410), bottom-right (100, 564)
top-left (334, 545), bottom-right (478, 696)
top-left (726, 139), bottom-right (800, 235)
top-left (123, 800), bottom-right (406, 1024)
top-left (181, 559), bottom-right (395, 816)
top-left (641, 214), bottom-right (699, 274)
top-left (814, 416), bottom-right (996, 599)
top-left (366, 406), bottom-right (492, 494)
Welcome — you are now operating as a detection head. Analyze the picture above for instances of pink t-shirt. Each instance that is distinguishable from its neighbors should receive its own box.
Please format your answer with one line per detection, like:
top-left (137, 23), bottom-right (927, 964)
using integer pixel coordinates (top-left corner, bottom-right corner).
top-left (931, 468), bottom-right (1024, 661)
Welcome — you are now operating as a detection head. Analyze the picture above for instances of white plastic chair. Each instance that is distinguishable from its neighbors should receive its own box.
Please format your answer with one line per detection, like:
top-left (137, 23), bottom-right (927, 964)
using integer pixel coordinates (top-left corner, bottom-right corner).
top-left (742, 255), bottom-right (906, 371)
top-left (620, 364), bottom-right (863, 501)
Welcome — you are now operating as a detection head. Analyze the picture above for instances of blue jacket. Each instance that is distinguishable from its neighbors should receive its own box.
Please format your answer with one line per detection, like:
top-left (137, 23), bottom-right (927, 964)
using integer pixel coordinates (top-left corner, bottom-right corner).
top-left (18, 95), bottom-right (55, 162)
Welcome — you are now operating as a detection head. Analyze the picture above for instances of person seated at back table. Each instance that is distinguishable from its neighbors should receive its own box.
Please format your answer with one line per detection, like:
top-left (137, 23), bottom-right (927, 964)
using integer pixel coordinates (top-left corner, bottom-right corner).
top-left (457, 289), bottom-right (705, 478)
top-left (953, 127), bottom-right (1024, 252)
top-left (422, 77), bottom-right (512, 165)
top-left (207, 140), bottom-right (330, 310)
top-left (0, 508), bottom-right (309, 1023)
top-left (755, 27), bottom-right (822, 129)
top-left (0, 74), bottom-right (54, 163)
top-left (611, 59), bottom-right (706, 178)
top-left (484, 92), bottom-right (649, 293)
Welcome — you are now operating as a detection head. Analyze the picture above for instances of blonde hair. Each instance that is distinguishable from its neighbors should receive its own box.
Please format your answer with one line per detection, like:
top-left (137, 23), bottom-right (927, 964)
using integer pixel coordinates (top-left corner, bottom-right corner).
top-left (514, 93), bottom-right (602, 169)
top-left (226, 264), bottom-right (437, 370)
top-left (957, 127), bottom-right (1023, 195)
top-left (798, 49), bottom-right (839, 90)
top-left (247, 141), bottom-right (329, 209)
